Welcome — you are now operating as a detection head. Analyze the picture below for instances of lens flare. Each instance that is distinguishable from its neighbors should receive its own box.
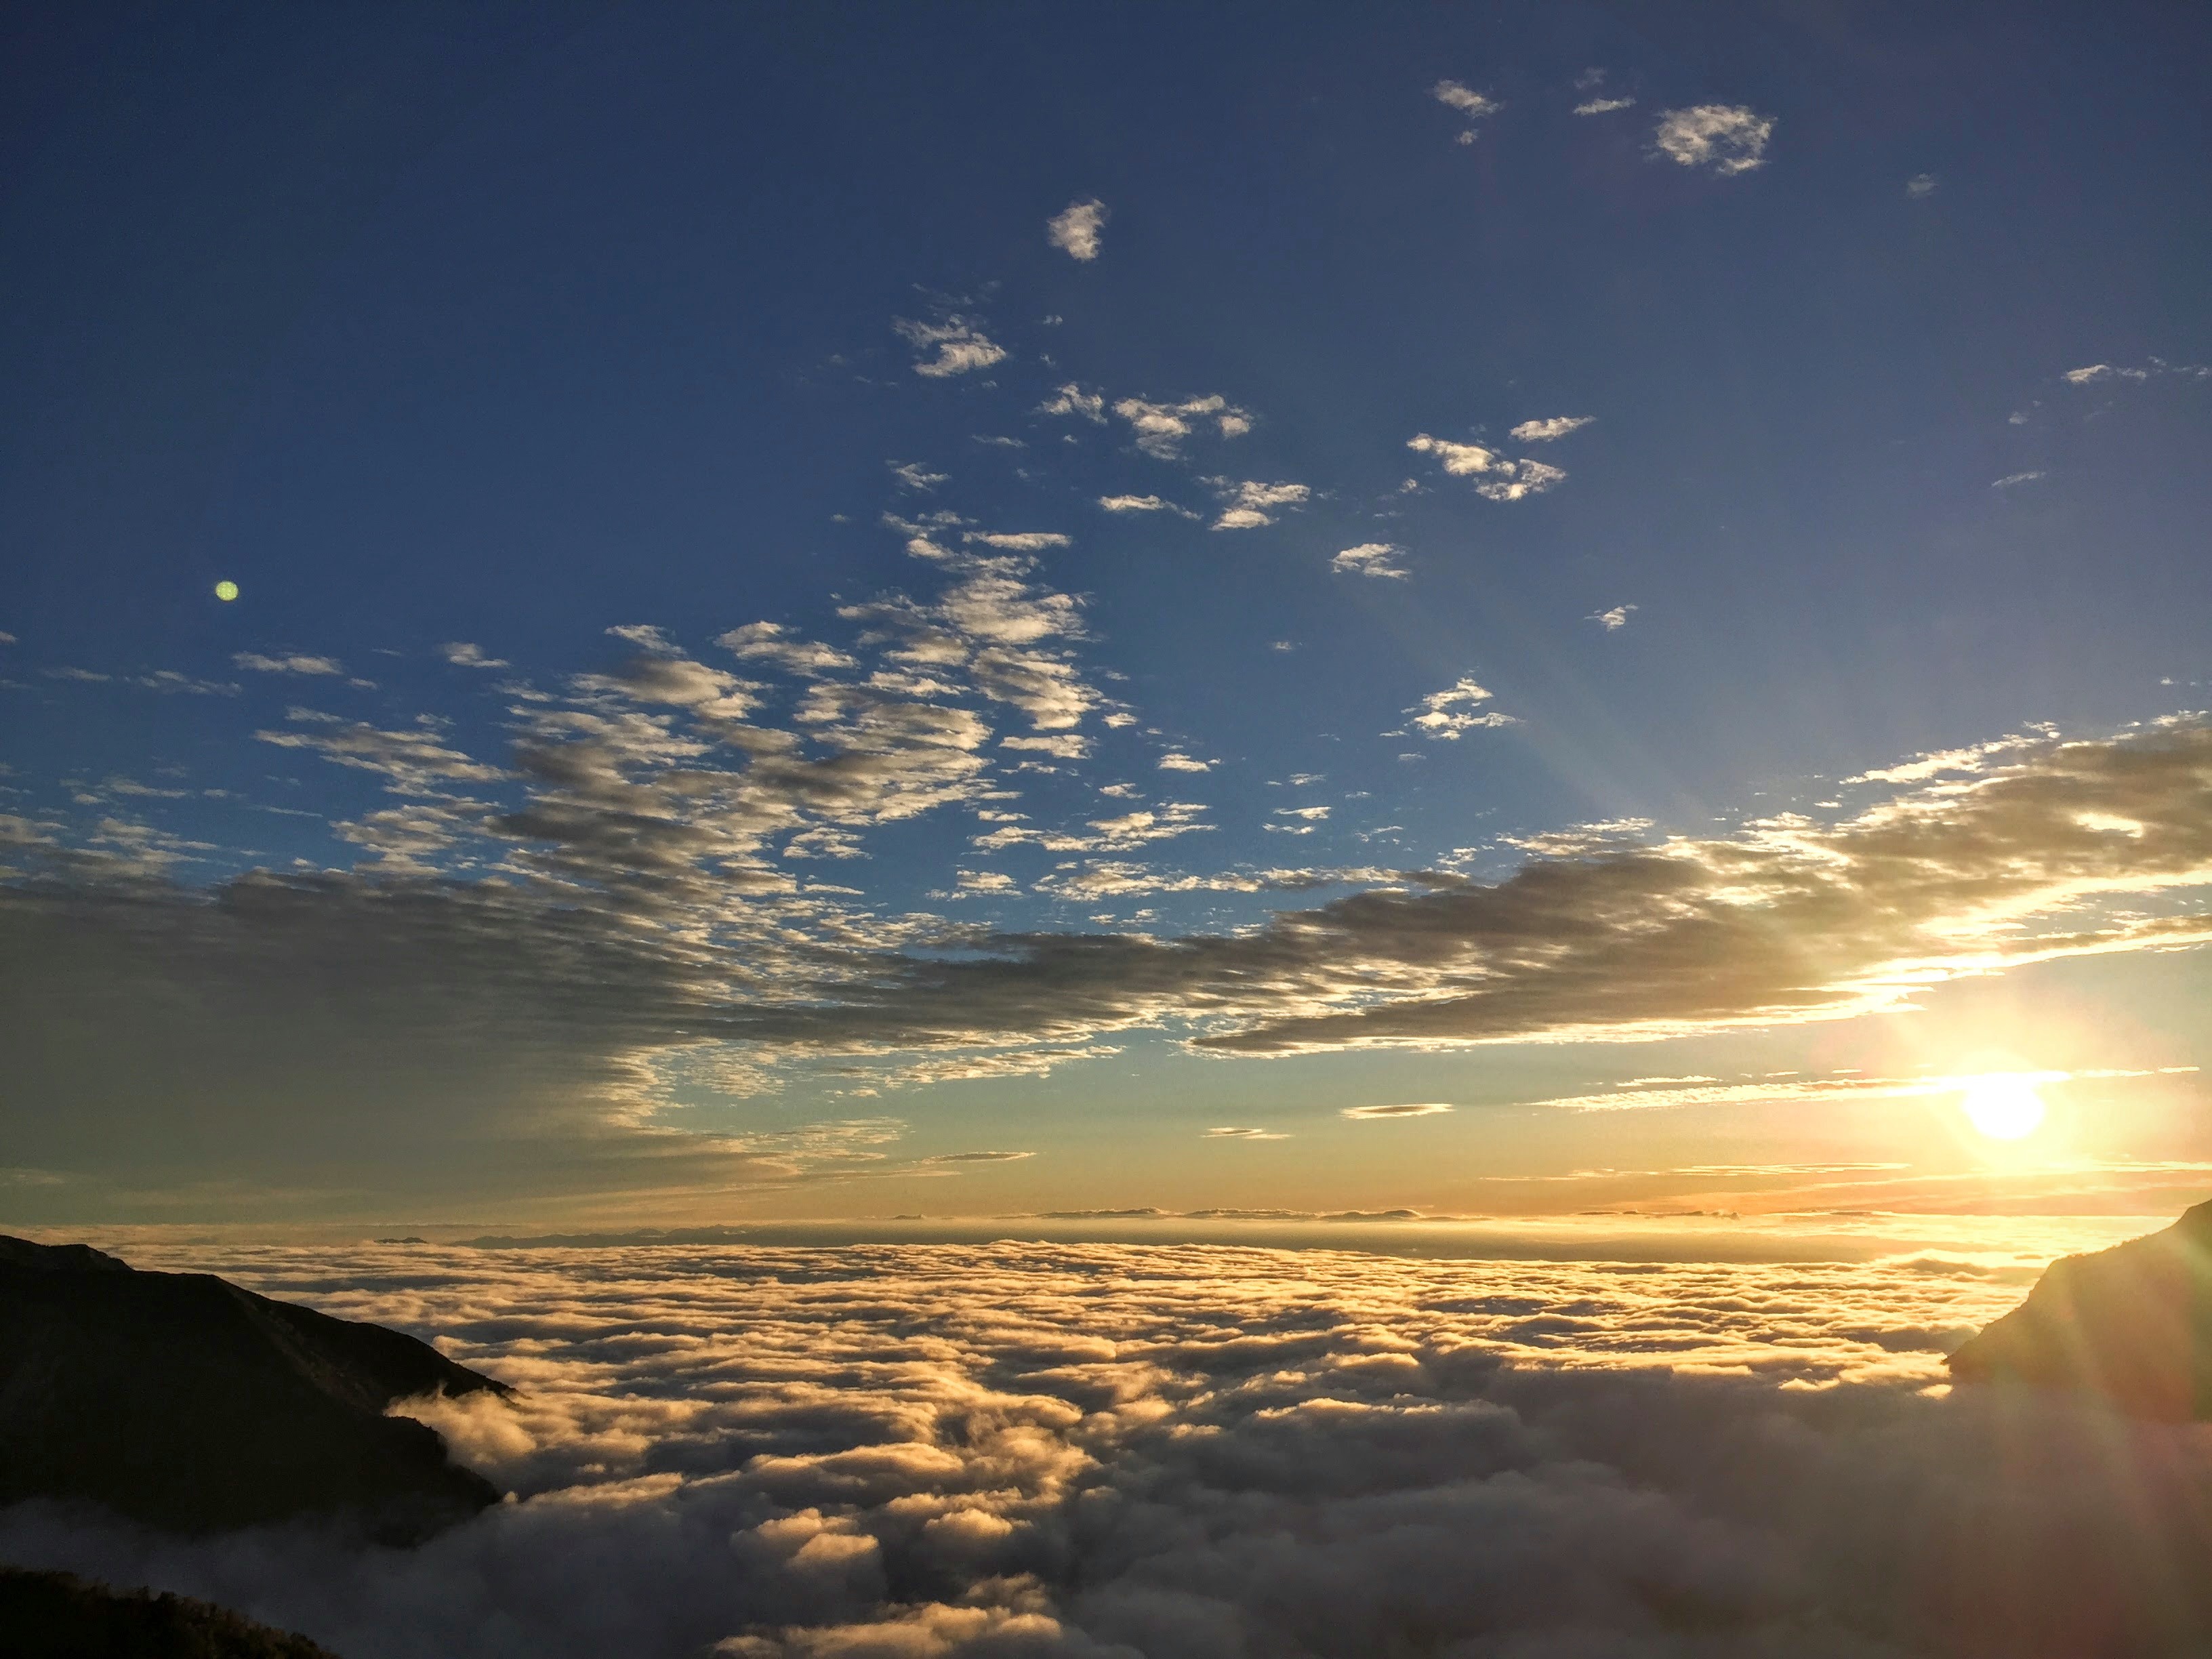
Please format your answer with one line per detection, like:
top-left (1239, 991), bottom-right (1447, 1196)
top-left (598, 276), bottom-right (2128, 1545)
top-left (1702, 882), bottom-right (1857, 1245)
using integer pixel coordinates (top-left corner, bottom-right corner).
top-left (1959, 1073), bottom-right (2047, 1141)
top-left (213, 580), bottom-right (239, 602)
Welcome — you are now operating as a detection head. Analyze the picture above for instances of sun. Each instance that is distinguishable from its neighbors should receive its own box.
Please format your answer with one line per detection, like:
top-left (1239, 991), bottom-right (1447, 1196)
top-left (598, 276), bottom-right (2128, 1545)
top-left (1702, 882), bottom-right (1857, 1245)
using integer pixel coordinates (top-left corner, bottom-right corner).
top-left (1959, 1073), bottom-right (2047, 1141)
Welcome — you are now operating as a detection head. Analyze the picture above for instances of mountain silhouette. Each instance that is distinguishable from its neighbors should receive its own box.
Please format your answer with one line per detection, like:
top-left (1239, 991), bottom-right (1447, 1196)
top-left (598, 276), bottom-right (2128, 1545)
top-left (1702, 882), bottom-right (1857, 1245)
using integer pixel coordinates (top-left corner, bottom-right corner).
top-left (0, 1566), bottom-right (343, 1658)
top-left (0, 1235), bottom-right (509, 1541)
top-left (1946, 1200), bottom-right (2212, 1418)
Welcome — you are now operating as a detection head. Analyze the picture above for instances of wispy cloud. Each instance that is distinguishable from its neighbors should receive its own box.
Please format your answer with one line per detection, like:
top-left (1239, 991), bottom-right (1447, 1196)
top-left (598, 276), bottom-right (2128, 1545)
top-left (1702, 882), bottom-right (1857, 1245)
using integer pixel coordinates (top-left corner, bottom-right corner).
top-left (1343, 1101), bottom-right (1453, 1119)
top-left (1906, 173), bottom-right (1939, 198)
top-left (1992, 471), bottom-right (2046, 489)
top-left (2063, 359), bottom-right (2210, 385)
top-left (234, 652), bottom-right (346, 676)
top-left (1589, 604), bottom-right (1636, 632)
top-left (1045, 197), bottom-right (1109, 262)
top-left (893, 314), bottom-right (1006, 378)
top-left (1575, 96), bottom-right (1636, 115)
top-left (440, 642), bottom-right (508, 669)
top-left (1509, 415), bottom-right (1593, 443)
top-left (1097, 493), bottom-right (1198, 519)
top-left (1653, 104), bottom-right (1775, 175)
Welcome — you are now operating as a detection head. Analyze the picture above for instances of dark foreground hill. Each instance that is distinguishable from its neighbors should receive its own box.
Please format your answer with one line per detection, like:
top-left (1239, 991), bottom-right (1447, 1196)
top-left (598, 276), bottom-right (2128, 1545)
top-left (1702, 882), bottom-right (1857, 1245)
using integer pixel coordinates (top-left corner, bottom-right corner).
top-left (0, 1567), bottom-right (342, 1658)
top-left (0, 1234), bottom-right (510, 1541)
top-left (1947, 1199), bottom-right (2212, 1418)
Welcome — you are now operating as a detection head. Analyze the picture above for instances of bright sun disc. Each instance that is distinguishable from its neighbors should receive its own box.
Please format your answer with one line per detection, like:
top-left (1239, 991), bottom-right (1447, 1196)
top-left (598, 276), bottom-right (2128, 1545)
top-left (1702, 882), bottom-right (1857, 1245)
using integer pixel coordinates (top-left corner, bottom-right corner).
top-left (1959, 1074), bottom-right (2047, 1141)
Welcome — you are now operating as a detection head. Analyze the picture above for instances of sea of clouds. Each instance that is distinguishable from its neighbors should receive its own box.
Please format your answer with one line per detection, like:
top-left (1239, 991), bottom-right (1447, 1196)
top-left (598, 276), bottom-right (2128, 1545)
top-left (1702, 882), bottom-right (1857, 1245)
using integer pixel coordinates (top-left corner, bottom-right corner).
top-left (7, 1227), bottom-right (2212, 1658)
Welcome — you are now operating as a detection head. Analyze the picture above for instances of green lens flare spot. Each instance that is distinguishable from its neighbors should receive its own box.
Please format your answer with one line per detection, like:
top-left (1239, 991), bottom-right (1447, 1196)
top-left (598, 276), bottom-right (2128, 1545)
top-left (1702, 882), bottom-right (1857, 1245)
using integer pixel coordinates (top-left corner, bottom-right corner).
top-left (214, 580), bottom-right (239, 602)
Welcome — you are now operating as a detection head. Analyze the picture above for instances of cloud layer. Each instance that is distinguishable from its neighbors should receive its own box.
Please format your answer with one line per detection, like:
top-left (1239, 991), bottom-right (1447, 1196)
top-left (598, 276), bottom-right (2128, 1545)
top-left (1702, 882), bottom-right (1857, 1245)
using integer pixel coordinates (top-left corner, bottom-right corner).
top-left (7, 1232), bottom-right (2211, 1659)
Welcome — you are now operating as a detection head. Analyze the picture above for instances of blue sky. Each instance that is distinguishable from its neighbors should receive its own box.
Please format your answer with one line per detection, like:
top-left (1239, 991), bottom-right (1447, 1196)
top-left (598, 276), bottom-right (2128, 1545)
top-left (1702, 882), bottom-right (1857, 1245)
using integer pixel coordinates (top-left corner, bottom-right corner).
top-left (5, 3), bottom-right (2211, 1223)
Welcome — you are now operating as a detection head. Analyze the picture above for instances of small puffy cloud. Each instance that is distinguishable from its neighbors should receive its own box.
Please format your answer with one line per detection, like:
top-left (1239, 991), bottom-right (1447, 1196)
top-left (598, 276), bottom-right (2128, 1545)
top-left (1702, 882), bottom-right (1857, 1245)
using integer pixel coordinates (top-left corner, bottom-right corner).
top-left (888, 460), bottom-right (947, 493)
top-left (1274, 806), bottom-right (1330, 821)
top-left (1906, 173), bottom-right (1940, 198)
top-left (1158, 752), bottom-right (1212, 773)
top-left (440, 642), bottom-right (508, 669)
top-left (1575, 96), bottom-right (1636, 115)
top-left (1113, 394), bottom-right (1254, 459)
top-left (234, 652), bottom-right (346, 676)
top-left (1992, 471), bottom-right (2047, 489)
top-left (1509, 415), bottom-right (1593, 443)
top-left (1409, 676), bottom-right (1515, 739)
top-left (1432, 80), bottom-right (1500, 119)
top-left (0, 632), bottom-right (16, 644)
top-left (1653, 104), bottom-right (1775, 175)
top-left (1332, 543), bottom-right (1408, 579)
top-left (951, 871), bottom-right (1019, 897)
top-left (893, 315), bottom-right (1006, 378)
top-left (1045, 197), bottom-right (1109, 262)
top-left (1209, 479), bottom-right (1309, 530)
top-left (1342, 1101), bottom-right (1453, 1119)
top-left (1589, 605), bottom-right (1636, 632)
top-left (1036, 383), bottom-right (1106, 422)
top-left (716, 623), bottom-right (857, 675)
top-left (1406, 435), bottom-right (1565, 501)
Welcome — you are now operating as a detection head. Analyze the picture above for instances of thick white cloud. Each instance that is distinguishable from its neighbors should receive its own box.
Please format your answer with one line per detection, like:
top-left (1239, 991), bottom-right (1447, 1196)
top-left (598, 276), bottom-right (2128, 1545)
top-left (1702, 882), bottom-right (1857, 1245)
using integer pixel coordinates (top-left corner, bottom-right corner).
top-left (1653, 104), bottom-right (1775, 174)
top-left (6, 1230), bottom-right (2203, 1659)
top-left (1044, 198), bottom-right (1108, 262)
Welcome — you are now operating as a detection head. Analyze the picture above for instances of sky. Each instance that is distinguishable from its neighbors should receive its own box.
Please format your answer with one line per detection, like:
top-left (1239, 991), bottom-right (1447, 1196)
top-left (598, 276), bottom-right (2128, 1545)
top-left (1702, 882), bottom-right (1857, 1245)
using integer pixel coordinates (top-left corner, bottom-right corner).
top-left (5, 1), bottom-right (2212, 1225)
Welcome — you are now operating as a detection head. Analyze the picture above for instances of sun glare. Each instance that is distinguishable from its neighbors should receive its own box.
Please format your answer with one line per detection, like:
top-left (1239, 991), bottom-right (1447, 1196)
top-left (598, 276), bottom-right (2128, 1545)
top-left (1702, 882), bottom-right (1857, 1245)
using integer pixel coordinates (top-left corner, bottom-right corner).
top-left (1959, 1073), bottom-right (2048, 1141)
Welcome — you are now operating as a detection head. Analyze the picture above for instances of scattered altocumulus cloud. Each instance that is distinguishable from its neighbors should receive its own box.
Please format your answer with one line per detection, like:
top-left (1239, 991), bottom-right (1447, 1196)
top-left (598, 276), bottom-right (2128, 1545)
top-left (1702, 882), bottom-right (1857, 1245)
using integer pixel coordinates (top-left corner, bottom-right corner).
top-left (1332, 543), bottom-right (1407, 579)
top-left (1113, 394), bottom-right (1254, 459)
top-left (1406, 435), bottom-right (1565, 501)
top-left (894, 314), bottom-right (1006, 378)
top-left (1044, 197), bottom-right (1108, 262)
top-left (1509, 415), bottom-right (1593, 443)
top-left (2064, 359), bottom-right (2210, 384)
top-left (1653, 104), bottom-right (1775, 174)
top-left (1431, 80), bottom-right (1500, 120)
top-left (1408, 675), bottom-right (1515, 739)
top-left (1208, 479), bottom-right (1309, 530)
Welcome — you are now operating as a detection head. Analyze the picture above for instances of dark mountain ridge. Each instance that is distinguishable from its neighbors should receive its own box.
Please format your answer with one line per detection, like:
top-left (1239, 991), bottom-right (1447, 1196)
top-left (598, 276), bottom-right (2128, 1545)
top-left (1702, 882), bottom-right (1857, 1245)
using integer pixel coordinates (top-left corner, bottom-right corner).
top-left (1947, 1199), bottom-right (2212, 1418)
top-left (0, 1234), bottom-right (509, 1541)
